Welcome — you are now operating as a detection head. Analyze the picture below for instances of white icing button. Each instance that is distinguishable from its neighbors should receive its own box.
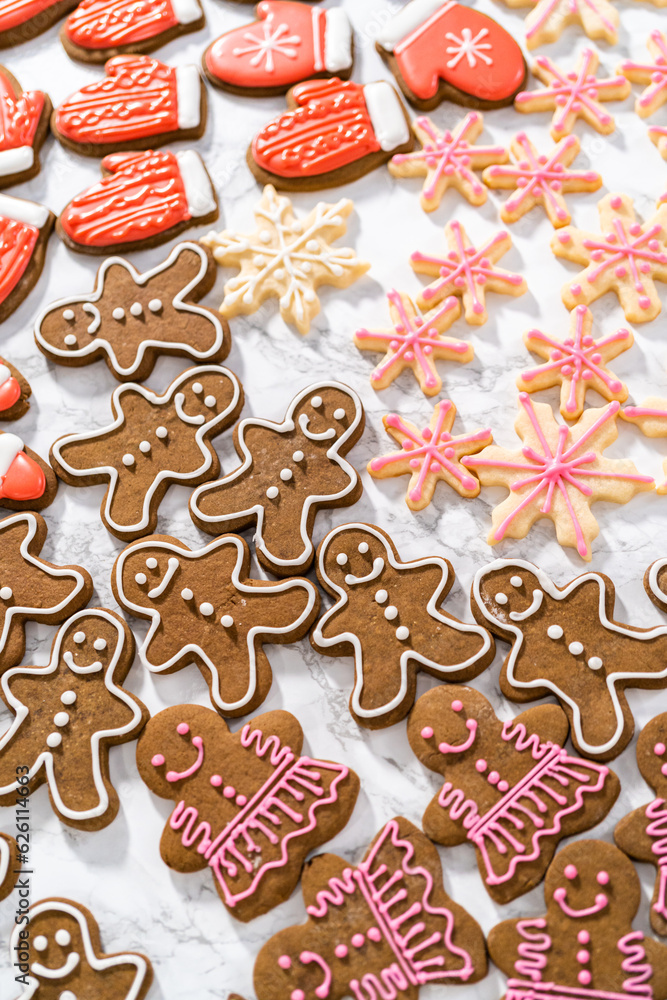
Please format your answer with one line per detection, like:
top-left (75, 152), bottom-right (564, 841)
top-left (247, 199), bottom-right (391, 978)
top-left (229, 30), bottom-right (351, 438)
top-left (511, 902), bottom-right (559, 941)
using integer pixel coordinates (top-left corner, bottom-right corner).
top-left (510, 576), bottom-right (523, 588)
top-left (181, 588), bottom-right (193, 600)
top-left (384, 605), bottom-right (398, 621)
top-left (59, 992), bottom-right (77, 1000)
top-left (375, 589), bottom-right (388, 604)
top-left (306, 239), bottom-right (320, 253)
top-left (148, 298), bottom-right (162, 312)
top-left (221, 615), bottom-right (234, 628)
top-left (310, 395), bottom-right (323, 408)
top-left (94, 638), bottom-right (106, 651)
top-left (55, 929), bottom-right (71, 947)
top-left (293, 451), bottom-right (304, 462)
top-left (495, 593), bottom-right (508, 605)
top-left (358, 542), bottom-right (369, 554)
top-left (336, 553), bottom-right (348, 565)
top-left (135, 573), bottom-right (147, 585)
top-left (200, 603), bottom-right (214, 616)
top-left (396, 626), bottom-right (410, 640)
top-left (204, 395), bottom-right (216, 407)
top-left (192, 382), bottom-right (203, 394)
top-left (46, 733), bottom-right (62, 748)
top-left (54, 712), bottom-right (69, 727)
top-left (122, 454), bottom-right (135, 467)
top-left (139, 441), bottom-right (151, 454)
top-left (569, 641), bottom-right (584, 655)
top-left (62, 309), bottom-right (75, 321)
top-left (112, 307), bottom-right (125, 321)
top-left (266, 486), bottom-right (279, 499)
top-left (64, 334), bottom-right (77, 346)
top-left (73, 631), bottom-right (85, 644)
top-left (547, 625), bottom-right (563, 640)
top-left (61, 691), bottom-right (76, 705)
top-left (333, 408), bottom-right (346, 420)
top-left (0, 587), bottom-right (11, 600)
top-left (156, 426), bottom-right (168, 439)
top-left (146, 557), bottom-right (157, 569)
top-left (33, 935), bottom-right (48, 951)
top-left (130, 302), bottom-right (143, 317)
top-left (588, 656), bottom-right (603, 670)
top-left (280, 469), bottom-right (293, 482)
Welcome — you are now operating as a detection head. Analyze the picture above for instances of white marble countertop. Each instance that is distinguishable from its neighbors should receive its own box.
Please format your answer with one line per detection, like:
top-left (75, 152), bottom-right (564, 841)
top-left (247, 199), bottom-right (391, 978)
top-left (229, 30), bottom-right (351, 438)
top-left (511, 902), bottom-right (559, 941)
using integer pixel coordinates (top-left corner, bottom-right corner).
top-left (2, 1), bottom-right (667, 997)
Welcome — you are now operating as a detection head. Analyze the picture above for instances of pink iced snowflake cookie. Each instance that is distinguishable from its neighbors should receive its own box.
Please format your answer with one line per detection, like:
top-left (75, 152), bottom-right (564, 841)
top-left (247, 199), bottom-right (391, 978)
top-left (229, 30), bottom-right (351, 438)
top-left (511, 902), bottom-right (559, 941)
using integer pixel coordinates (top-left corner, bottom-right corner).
top-left (368, 399), bottom-right (493, 511)
top-left (389, 112), bottom-right (508, 213)
top-left (621, 399), bottom-right (667, 493)
top-left (483, 133), bottom-right (601, 229)
top-left (517, 305), bottom-right (633, 420)
top-left (498, 0), bottom-right (619, 50)
top-left (620, 30), bottom-right (667, 118)
top-left (551, 193), bottom-right (667, 323)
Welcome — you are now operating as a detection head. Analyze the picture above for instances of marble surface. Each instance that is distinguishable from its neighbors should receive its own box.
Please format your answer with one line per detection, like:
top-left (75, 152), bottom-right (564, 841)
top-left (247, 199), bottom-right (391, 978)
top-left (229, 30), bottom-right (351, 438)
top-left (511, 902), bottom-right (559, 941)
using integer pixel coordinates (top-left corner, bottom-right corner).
top-left (2, 0), bottom-right (667, 997)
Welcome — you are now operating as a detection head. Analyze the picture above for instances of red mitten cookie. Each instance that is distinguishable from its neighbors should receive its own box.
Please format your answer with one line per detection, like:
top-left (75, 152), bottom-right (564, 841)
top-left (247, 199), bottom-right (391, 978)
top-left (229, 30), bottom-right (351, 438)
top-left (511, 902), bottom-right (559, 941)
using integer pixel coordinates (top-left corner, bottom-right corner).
top-left (312, 522), bottom-right (494, 729)
top-left (113, 533), bottom-right (319, 716)
top-left (0, 831), bottom-right (18, 900)
top-left (0, 609), bottom-right (148, 831)
top-left (53, 56), bottom-right (205, 155)
top-left (0, 67), bottom-right (50, 187)
top-left (0, 0), bottom-right (78, 48)
top-left (254, 816), bottom-right (487, 1000)
top-left (408, 685), bottom-right (620, 904)
top-left (61, 0), bottom-right (204, 63)
top-left (136, 705), bottom-right (359, 921)
top-left (0, 431), bottom-right (57, 512)
top-left (0, 193), bottom-right (54, 324)
top-left (0, 359), bottom-right (30, 420)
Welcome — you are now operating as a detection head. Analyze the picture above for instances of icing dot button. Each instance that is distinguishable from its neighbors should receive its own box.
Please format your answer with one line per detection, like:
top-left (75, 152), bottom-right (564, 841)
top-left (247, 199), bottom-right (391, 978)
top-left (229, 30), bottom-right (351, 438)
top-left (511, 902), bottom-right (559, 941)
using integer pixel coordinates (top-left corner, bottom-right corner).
top-left (223, 785), bottom-right (236, 798)
top-left (568, 641), bottom-right (584, 655)
top-left (236, 793), bottom-right (247, 806)
top-left (578, 930), bottom-right (590, 944)
top-left (130, 302), bottom-right (143, 317)
top-left (61, 690), bottom-right (76, 705)
top-left (367, 927), bottom-right (382, 942)
top-left (577, 950), bottom-right (590, 964)
top-left (139, 441), bottom-right (151, 454)
top-left (547, 625), bottom-right (563, 639)
top-left (148, 298), bottom-right (162, 312)
top-left (0, 587), bottom-right (12, 600)
top-left (475, 759), bottom-right (487, 772)
top-left (396, 625), bottom-right (410, 640)
top-left (280, 468), bottom-right (293, 481)
top-left (266, 486), bottom-right (279, 499)
top-left (384, 605), bottom-right (398, 620)
top-left (291, 991), bottom-right (305, 1000)
top-left (210, 775), bottom-right (222, 787)
top-left (112, 307), bottom-right (125, 321)
top-left (46, 732), bottom-right (62, 748)
top-left (60, 991), bottom-right (77, 1000)
top-left (199, 602), bottom-right (215, 616)
top-left (221, 615), bottom-right (234, 628)
top-left (156, 426), bottom-right (168, 439)
top-left (351, 933), bottom-right (365, 948)
top-left (587, 656), bottom-right (603, 670)
top-left (578, 972), bottom-right (592, 986)
top-left (122, 453), bottom-right (135, 467)
top-left (54, 712), bottom-right (69, 727)
top-left (375, 589), bottom-right (388, 604)
top-left (181, 588), bottom-right (193, 600)
top-left (293, 451), bottom-right (304, 462)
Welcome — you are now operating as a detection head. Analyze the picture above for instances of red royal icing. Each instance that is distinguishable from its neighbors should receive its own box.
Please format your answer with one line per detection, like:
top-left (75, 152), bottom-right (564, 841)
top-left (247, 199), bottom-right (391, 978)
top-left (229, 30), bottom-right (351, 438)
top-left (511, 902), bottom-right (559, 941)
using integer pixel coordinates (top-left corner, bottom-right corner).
top-left (59, 150), bottom-right (190, 248)
top-left (55, 56), bottom-right (180, 146)
top-left (0, 215), bottom-right (38, 305)
top-left (0, 68), bottom-right (44, 154)
top-left (0, 0), bottom-right (62, 32)
top-left (0, 450), bottom-right (44, 501)
top-left (0, 373), bottom-right (20, 412)
top-left (64, 0), bottom-right (180, 49)
top-left (252, 78), bottom-right (380, 178)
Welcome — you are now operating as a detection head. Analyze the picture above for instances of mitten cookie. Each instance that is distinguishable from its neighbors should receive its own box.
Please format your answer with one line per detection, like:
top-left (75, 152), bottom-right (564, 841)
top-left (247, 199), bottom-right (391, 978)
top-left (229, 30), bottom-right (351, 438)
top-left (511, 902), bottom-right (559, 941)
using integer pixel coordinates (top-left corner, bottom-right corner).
top-left (472, 558), bottom-right (667, 760)
top-left (376, 0), bottom-right (527, 111)
top-left (0, 831), bottom-right (18, 901)
top-left (0, 511), bottom-right (92, 675)
top-left (35, 242), bottom-right (230, 382)
top-left (311, 523), bottom-right (493, 729)
top-left (204, 2), bottom-right (353, 96)
top-left (136, 705), bottom-right (359, 921)
top-left (61, 0), bottom-right (204, 63)
top-left (50, 365), bottom-right (243, 542)
top-left (254, 816), bottom-right (487, 1000)
top-left (0, 431), bottom-right (57, 512)
top-left (0, 610), bottom-right (148, 831)
top-left (0, 67), bottom-right (50, 188)
top-left (10, 898), bottom-right (153, 999)
top-left (190, 382), bottom-right (364, 576)
top-left (57, 149), bottom-right (217, 254)
top-left (53, 56), bottom-right (205, 155)
top-left (408, 685), bottom-right (620, 904)
top-left (0, 0), bottom-right (77, 48)
top-left (488, 840), bottom-right (667, 1000)
top-left (113, 533), bottom-right (319, 716)
top-left (0, 193), bottom-right (54, 324)
top-left (0, 359), bottom-right (31, 421)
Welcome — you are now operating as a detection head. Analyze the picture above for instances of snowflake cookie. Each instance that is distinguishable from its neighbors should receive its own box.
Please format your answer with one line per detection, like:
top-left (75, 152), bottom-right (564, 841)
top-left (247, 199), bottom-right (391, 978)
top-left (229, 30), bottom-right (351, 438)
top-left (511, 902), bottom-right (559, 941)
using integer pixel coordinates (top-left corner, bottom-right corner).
top-left (621, 399), bottom-right (667, 492)
top-left (498, 0), bottom-right (620, 50)
top-left (389, 112), bottom-right (508, 213)
top-left (517, 305), bottom-right (633, 419)
top-left (483, 133), bottom-right (602, 229)
top-left (354, 290), bottom-right (473, 397)
top-left (515, 49), bottom-right (630, 139)
top-left (411, 220), bottom-right (527, 325)
top-left (462, 393), bottom-right (654, 560)
top-left (551, 193), bottom-right (667, 323)
top-left (201, 185), bottom-right (369, 335)
top-left (619, 30), bottom-right (667, 118)
top-left (368, 399), bottom-right (493, 511)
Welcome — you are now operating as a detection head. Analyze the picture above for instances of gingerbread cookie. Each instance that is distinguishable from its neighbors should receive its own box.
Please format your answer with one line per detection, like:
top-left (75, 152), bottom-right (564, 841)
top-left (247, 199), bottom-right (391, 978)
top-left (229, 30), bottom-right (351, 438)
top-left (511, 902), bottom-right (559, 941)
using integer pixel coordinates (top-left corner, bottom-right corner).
top-left (0, 67), bottom-right (50, 188)
top-left (11, 898), bottom-right (153, 999)
top-left (463, 394), bottom-right (654, 560)
top-left (0, 359), bottom-right (31, 421)
top-left (375, 0), bottom-right (526, 111)
top-left (137, 705), bottom-right (359, 921)
top-left (0, 610), bottom-right (148, 831)
top-left (190, 382), bottom-right (364, 577)
top-left (0, 512), bottom-right (92, 675)
top-left (0, 431), bottom-right (57, 512)
top-left (408, 685), bottom-right (620, 903)
top-left (488, 840), bottom-right (667, 1000)
top-left (57, 149), bottom-right (217, 255)
top-left (51, 365), bottom-right (243, 542)
top-left (201, 185), bottom-right (369, 335)
top-left (203, 2), bottom-right (353, 96)
top-left (254, 816), bottom-right (487, 1000)
top-left (620, 30), bottom-right (667, 118)
top-left (35, 243), bottom-right (230, 382)
top-left (0, 193), bottom-right (53, 325)
top-left (61, 0), bottom-right (205, 63)
top-left (0, 831), bottom-right (18, 901)
top-left (503, 0), bottom-right (620, 50)
top-left (53, 56), bottom-right (206, 155)
top-left (113, 533), bottom-right (319, 716)
top-left (472, 558), bottom-right (667, 760)
top-left (645, 555), bottom-right (667, 610)
top-left (248, 78), bottom-right (412, 190)
top-left (312, 523), bottom-right (493, 729)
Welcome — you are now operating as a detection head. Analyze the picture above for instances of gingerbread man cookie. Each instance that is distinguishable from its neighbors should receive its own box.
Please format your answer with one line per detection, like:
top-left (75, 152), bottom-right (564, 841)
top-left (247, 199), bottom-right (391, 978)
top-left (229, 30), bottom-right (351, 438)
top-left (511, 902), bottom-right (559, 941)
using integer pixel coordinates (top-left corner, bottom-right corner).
top-left (190, 382), bottom-right (364, 577)
top-left (0, 359), bottom-right (31, 421)
top-left (0, 609), bottom-right (148, 831)
top-left (0, 193), bottom-right (54, 325)
top-left (113, 533), bottom-right (319, 716)
top-left (408, 685), bottom-right (620, 904)
top-left (254, 816), bottom-right (487, 1000)
top-left (0, 831), bottom-right (18, 901)
top-left (136, 705), bottom-right (359, 922)
top-left (472, 558), bottom-right (667, 760)
top-left (312, 523), bottom-right (494, 729)
top-left (50, 365), bottom-right (243, 542)
top-left (61, 0), bottom-right (205, 63)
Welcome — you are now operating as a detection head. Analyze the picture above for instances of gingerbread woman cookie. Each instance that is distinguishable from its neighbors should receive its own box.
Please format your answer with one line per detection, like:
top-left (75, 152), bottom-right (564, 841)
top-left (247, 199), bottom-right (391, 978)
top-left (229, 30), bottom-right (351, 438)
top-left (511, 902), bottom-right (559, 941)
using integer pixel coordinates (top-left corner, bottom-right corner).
top-left (408, 685), bottom-right (620, 904)
top-left (50, 365), bottom-right (243, 542)
top-left (61, 0), bottom-right (205, 63)
top-left (0, 609), bottom-right (148, 831)
top-left (190, 382), bottom-right (364, 577)
top-left (0, 66), bottom-right (51, 188)
top-left (0, 831), bottom-right (18, 901)
top-left (0, 193), bottom-right (54, 325)
top-left (136, 705), bottom-right (359, 921)
top-left (254, 816), bottom-right (487, 1000)
top-left (311, 523), bottom-right (494, 729)
top-left (0, 359), bottom-right (31, 421)
top-left (113, 533), bottom-right (319, 716)
top-left (472, 558), bottom-right (667, 760)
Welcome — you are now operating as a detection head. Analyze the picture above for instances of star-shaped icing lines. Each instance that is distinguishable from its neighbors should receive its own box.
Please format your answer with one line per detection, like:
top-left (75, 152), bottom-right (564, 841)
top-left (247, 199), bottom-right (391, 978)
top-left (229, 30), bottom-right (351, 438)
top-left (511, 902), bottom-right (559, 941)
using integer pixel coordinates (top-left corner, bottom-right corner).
top-left (515, 49), bottom-right (630, 139)
top-left (201, 184), bottom-right (369, 335)
top-left (620, 30), bottom-right (667, 118)
top-left (354, 290), bottom-right (473, 397)
top-left (388, 113), bottom-right (508, 213)
top-left (498, 0), bottom-right (619, 50)
top-left (483, 133), bottom-right (601, 229)
top-left (621, 398), bottom-right (667, 492)
top-left (463, 393), bottom-right (654, 560)
top-left (411, 220), bottom-right (527, 326)
top-left (518, 305), bottom-right (633, 419)
top-left (551, 193), bottom-right (667, 323)
top-left (0, 610), bottom-right (148, 830)
top-left (368, 399), bottom-right (493, 511)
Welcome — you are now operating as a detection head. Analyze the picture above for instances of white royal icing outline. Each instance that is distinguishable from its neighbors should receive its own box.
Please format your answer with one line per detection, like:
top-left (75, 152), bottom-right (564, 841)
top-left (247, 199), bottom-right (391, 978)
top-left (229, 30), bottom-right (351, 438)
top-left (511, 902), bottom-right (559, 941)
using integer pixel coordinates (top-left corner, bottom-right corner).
top-left (647, 558), bottom-right (667, 609)
top-left (170, 0), bottom-right (201, 25)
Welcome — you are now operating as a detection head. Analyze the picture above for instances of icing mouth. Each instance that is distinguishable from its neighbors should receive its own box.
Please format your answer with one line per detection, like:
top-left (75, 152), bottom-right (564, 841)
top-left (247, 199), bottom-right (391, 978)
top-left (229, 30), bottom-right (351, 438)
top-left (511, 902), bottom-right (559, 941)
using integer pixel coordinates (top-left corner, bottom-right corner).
top-left (345, 557), bottom-right (384, 585)
top-left (82, 302), bottom-right (100, 334)
top-left (63, 651), bottom-right (103, 673)
top-left (175, 391), bottom-right (206, 425)
top-left (509, 590), bottom-right (544, 621)
top-left (166, 735), bottom-right (204, 782)
top-left (436, 719), bottom-right (478, 755)
top-left (31, 952), bottom-right (80, 979)
top-left (298, 413), bottom-right (336, 441)
top-left (553, 886), bottom-right (608, 917)
top-left (147, 557), bottom-right (180, 598)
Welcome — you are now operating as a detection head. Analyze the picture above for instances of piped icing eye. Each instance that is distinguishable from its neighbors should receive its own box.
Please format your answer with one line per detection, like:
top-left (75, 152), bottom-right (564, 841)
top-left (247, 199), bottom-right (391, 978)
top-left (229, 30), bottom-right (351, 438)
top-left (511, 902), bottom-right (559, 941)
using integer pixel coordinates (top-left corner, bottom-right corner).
top-left (55, 928), bottom-right (71, 947)
top-left (310, 395), bottom-right (322, 408)
top-left (62, 309), bottom-right (75, 321)
top-left (73, 631), bottom-right (86, 644)
top-left (33, 935), bottom-right (48, 951)
top-left (510, 576), bottom-right (523, 588)
top-left (93, 638), bottom-right (107, 651)
top-left (336, 553), bottom-right (348, 566)
top-left (333, 408), bottom-right (346, 419)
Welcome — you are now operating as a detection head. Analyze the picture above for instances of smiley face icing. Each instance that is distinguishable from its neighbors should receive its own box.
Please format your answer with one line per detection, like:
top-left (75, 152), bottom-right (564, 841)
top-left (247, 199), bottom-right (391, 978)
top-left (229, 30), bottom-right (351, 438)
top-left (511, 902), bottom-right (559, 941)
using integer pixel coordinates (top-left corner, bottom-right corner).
top-left (113, 533), bottom-right (319, 717)
top-left (0, 610), bottom-right (148, 831)
top-left (190, 382), bottom-right (364, 577)
top-left (312, 523), bottom-right (494, 729)
top-left (10, 898), bottom-right (153, 1000)
top-left (50, 365), bottom-right (243, 542)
